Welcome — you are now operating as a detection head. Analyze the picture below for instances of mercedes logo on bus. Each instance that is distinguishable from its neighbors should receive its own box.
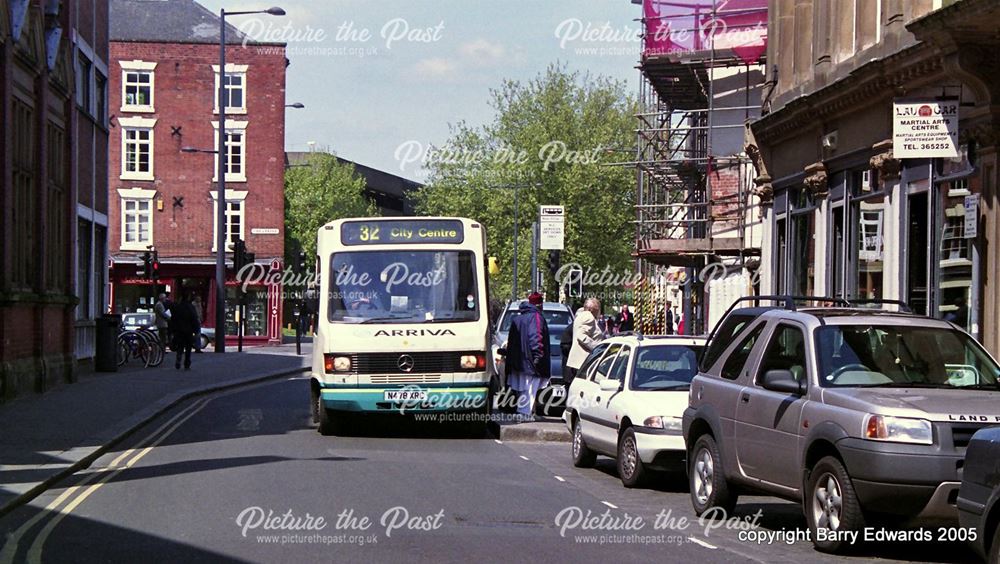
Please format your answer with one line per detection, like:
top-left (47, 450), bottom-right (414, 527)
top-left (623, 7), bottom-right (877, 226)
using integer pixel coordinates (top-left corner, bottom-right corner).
top-left (398, 354), bottom-right (415, 373)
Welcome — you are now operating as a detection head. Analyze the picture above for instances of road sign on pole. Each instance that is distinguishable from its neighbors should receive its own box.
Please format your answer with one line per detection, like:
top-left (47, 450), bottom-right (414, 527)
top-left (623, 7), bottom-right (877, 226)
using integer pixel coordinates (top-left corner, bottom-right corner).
top-left (539, 205), bottom-right (565, 250)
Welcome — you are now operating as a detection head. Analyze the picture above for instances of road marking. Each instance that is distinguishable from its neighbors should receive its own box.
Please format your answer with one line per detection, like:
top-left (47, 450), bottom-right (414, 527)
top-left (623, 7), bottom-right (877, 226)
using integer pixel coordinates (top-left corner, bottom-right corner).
top-left (687, 537), bottom-right (718, 549)
top-left (24, 397), bottom-right (213, 564)
top-left (601, 501), bottom-right (618, 509)
top-left (0, 397), bottom-right (210, 564)
top-left (554, 476), bottom-right (565, 482)
top-left (493, 439), bottom-right (503, 445)
top-left (519, 455), bottom-right (530, 461)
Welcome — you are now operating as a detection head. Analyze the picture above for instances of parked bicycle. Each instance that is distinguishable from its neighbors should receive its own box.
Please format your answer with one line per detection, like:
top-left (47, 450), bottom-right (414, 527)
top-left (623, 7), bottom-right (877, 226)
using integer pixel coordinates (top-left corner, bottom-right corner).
top-left (117, 324), bottom-right (166, 368)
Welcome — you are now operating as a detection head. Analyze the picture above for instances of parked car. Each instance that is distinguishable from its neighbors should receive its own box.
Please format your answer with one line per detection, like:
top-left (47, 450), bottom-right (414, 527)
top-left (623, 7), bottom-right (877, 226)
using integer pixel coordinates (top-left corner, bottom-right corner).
top-left (683, 296), bottom-right (1000, 553)
top-left (564, 334), bottom-right (706, 487)
top-left (122, 312), bottom-right (156, 331)
top-left (490, 301), bottom-right (574, 415)
top-left (958, 426), bottom-right (1000, 563)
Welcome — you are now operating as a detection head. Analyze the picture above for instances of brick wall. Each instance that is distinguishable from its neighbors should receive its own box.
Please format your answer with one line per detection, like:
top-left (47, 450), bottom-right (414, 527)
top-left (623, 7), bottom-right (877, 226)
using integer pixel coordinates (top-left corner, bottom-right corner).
top-left (108, 41), bottom-right (287, 261)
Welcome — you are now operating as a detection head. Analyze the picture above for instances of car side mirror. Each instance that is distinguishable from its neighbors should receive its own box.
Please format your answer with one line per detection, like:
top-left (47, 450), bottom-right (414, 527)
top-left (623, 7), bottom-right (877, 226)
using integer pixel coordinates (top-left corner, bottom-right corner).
top-left (497, 347), bottom-right (507, 356)
top-left (599, 378), bottom-right (621, 392)
top-left (762, 369), bottom-right (805, 395)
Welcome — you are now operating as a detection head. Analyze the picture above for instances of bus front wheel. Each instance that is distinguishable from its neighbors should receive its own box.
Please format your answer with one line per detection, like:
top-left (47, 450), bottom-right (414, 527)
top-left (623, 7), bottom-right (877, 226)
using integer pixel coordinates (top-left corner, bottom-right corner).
top-left (315, 391), bottom-right (340, 436)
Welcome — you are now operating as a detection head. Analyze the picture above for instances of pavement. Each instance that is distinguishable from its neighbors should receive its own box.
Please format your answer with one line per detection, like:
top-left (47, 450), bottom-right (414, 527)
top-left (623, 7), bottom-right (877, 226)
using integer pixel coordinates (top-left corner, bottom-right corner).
top-left (0, 344), bottom-right (309, 518)
top-left (491, 414), bottom-right (571, 443)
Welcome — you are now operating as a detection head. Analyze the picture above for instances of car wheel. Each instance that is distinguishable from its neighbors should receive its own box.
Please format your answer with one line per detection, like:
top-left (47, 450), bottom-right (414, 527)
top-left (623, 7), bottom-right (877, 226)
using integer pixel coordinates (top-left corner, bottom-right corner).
top-left (571, 415), bottom-right (597, 468)
top-left (989, 521), bottom-right (999, 564)
top-left (617, 427), bottom-right (647, 488)
top-left (689, 434), bottom-right (737, 515)
top-left (806, 456), bottom-right (864, 554)
top-left (200, 334), bottom-right (210, 350)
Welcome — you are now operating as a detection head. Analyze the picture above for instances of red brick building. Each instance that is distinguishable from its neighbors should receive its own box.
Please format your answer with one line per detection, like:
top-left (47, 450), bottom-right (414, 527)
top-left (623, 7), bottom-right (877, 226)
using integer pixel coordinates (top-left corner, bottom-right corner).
top-left (0, 0), bottom-right (110, 401)
top-left (107, 0), bottom-right (287, 345)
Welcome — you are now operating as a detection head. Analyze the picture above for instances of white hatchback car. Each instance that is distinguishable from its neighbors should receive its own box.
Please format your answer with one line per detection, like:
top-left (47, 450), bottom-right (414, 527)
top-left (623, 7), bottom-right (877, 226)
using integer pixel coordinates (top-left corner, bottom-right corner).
top-left (563, 334), bottom-right (706, 487)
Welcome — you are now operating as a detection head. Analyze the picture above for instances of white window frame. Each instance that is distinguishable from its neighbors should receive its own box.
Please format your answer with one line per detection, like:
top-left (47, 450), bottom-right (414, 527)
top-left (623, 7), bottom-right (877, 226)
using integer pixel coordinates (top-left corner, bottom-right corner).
top-left (212, 120), bottom-right (249, 183)
top-left (120, 60), bottom-right (156, 113)
top-left (117, 187), bottom-right (156, 251)
top-left (213, 64), bottom-right (248, 114)
top-left (119, 116), bottom-right (156, 181)
top-left (210, 190), bottom-right (249, 252)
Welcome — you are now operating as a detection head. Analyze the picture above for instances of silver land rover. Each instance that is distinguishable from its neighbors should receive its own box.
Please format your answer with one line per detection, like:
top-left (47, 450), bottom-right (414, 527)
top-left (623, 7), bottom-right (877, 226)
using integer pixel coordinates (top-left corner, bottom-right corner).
top-left (683, 297), bottom-right (1000, 553)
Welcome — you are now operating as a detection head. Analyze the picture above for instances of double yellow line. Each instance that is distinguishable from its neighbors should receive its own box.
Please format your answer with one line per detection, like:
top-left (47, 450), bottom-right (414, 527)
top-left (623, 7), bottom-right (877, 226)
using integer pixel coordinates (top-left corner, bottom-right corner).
top-left (1, 395), bottom-right (214, 564)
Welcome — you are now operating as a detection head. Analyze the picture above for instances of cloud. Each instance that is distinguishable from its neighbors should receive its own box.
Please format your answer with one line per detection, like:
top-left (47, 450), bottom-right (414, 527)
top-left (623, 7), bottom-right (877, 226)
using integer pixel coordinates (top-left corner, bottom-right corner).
top-left (458, 39), bottom-right (506, 63)
top-left (412, 57), bottom-right (459, 78)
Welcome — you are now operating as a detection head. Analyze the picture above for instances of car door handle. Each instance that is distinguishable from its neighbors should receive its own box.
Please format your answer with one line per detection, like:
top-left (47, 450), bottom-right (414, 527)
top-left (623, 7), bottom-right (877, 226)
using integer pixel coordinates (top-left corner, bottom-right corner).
top-left (579, 391), bottom-right (584, 398)
top-left (596, 396), bottom-right (601, 403)
top-left (741, 394), bottom-right (750, 403)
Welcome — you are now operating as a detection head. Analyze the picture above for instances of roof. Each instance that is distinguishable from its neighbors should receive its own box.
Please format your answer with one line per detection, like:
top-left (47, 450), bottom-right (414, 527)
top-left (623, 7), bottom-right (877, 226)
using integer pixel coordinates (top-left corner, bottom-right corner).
top-left (604, 334), bottom-right (707, 345)
top-left (285, 151), bottom-right (423, 199)
top-left (110, 0), bottom-right (280, 45)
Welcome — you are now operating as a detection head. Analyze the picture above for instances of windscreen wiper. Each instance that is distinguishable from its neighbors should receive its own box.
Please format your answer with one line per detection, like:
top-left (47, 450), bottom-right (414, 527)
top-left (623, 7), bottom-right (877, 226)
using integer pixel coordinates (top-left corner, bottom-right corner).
top-left (860, 382), bottom-right (953, 388)
top-left (359, 316), bottom-right (417, 324)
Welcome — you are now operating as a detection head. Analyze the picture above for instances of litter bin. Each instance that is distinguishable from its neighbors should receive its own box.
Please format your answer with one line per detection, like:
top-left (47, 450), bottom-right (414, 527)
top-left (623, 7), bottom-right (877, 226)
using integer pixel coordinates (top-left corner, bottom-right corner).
top-left (95, 314), bottom-right (121, 372)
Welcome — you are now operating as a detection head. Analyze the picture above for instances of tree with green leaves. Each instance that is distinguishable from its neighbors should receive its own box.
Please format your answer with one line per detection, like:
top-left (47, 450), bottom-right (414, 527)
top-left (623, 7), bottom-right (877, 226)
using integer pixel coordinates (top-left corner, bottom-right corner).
top-left (411, 64), bottom-right (637, 304)
top-left (284, 153), bottom-right (376, 265)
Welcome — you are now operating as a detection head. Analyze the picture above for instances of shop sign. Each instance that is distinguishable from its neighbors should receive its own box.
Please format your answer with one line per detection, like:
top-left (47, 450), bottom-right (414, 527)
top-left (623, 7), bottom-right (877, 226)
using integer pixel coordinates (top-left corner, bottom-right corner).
top-left (892, 100), bottom-right (959, 158)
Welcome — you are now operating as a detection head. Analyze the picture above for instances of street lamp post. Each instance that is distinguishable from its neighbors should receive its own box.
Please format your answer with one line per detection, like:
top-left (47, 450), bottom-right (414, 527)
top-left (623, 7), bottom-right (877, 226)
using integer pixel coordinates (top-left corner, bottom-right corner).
top-left (209, 6), bottom-right (284, 353)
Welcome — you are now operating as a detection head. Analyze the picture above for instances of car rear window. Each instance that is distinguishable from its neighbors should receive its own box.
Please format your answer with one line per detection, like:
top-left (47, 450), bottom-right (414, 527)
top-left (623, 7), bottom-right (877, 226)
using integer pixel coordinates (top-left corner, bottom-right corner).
top-left (701, 313), bottom-right (755, 371)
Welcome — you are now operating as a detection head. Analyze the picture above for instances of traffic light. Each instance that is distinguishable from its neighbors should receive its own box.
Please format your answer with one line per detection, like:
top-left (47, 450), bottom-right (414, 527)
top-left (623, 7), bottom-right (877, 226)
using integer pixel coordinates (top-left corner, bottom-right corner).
top-left (547, 250), bottom-right (561, 276)
top-left (294, 251), bottom-right (306, 274)
top-left (138, 251), bottom-right (151, 279)
top-left (150, 248), bottom-right (160, 280)
top-left (487, 256), bottom-right (499, 276)
top-left (232, 239), bottom-right (246, 271)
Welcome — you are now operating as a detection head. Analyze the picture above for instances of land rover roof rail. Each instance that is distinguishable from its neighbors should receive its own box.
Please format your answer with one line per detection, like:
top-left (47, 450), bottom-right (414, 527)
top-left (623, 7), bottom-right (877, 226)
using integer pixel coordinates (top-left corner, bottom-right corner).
top-left (843, 298), bottom-right (912, 313)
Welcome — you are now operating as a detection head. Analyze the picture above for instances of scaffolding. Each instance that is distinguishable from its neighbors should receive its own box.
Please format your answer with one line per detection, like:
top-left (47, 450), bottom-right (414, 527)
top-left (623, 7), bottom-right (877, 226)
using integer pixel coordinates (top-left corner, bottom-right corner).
top-left (632, 0), bottom-right (767, 334)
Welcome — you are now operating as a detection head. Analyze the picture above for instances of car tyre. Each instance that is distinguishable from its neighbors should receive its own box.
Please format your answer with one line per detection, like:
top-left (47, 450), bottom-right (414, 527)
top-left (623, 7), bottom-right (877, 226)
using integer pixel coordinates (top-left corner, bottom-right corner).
top-left (689, 434), bottom-right (737, 515)
top-left (571, 415), bottom-right (597, 468)
top-left (990, 521), bottom-right (999, 564)
top-left (806, 456), bottom-right (864, 554)
top-left (617, 427), bottom-right (647, 488)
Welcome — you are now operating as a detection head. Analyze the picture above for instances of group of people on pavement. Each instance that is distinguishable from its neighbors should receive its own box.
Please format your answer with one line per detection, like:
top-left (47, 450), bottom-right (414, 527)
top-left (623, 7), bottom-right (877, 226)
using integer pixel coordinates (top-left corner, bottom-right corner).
top-left (153, 292), bottom-right (202, 370)
top-left (503, 294), bottom-right (683, 418)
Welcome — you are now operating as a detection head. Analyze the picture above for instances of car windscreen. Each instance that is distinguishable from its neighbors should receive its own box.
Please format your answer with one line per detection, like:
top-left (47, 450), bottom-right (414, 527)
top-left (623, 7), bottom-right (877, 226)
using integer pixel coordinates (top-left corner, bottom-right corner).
top-left (815, 325), bottom-right (1000, 388)
top-left (631, 345), bottom-right (705, 391)
top-left (327, 250), bottom-right (479, 324)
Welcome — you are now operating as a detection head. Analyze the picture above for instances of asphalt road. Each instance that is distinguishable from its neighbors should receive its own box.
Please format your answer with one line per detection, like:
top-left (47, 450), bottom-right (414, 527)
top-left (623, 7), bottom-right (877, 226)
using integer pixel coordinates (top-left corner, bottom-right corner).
top-left (0, 377), bottom-right (981, 563)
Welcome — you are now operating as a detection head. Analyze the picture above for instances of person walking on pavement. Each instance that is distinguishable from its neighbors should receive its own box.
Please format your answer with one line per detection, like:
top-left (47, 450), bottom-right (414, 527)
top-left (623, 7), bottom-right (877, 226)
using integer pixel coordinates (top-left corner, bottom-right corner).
top-left (566, 298), bottom-right (603, 382)
top-left (153, 293), bottom-right (172, 349)
top-left (505, 292), bottom-right (550, 418)
top-left (665, 301), bottom-right (675, 335)
top-left (169, 292), bottom-right (201, 370)
top-left (616, 303), bottom-right (635, 333)
top-left (192, 294), bottom-right (204, 352)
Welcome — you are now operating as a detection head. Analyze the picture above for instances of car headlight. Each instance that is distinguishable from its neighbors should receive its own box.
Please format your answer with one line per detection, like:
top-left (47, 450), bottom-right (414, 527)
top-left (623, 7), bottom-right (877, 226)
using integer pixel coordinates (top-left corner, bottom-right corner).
top-left (643, 415), bottom-right (682, 432)
top-left (864, 414), bottom-right (933, 445)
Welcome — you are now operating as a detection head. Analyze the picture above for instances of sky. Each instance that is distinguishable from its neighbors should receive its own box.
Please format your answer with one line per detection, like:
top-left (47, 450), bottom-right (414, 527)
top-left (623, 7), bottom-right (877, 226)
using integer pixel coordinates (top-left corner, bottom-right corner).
top-left (196, 0), bottom-right (645, 182)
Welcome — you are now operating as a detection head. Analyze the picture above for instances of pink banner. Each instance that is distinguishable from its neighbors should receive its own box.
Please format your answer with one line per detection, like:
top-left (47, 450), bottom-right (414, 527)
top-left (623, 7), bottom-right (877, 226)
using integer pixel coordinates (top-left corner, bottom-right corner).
top-left (644, 0), bottom-right (767, 64)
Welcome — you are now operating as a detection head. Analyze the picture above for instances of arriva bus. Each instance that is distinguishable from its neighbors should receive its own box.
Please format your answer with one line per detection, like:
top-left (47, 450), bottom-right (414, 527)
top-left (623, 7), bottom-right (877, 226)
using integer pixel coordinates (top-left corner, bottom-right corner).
top-left (309, 217), bottom-right (490, 434)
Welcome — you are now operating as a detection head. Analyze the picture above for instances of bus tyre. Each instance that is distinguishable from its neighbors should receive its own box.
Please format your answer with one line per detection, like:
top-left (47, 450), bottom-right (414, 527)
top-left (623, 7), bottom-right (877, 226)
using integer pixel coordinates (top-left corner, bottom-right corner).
top-left (806, 456), bottom-right (864, 554)
top-left (318, 406), bottom-right (339, 436)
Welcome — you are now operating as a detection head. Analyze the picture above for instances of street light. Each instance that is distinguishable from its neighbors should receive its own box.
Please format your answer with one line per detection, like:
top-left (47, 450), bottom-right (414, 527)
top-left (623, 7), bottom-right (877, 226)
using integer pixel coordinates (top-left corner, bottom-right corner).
top-left (286, 102), bottom-right (305, 108)
top-left (208, 5), bottom-right (285, 353)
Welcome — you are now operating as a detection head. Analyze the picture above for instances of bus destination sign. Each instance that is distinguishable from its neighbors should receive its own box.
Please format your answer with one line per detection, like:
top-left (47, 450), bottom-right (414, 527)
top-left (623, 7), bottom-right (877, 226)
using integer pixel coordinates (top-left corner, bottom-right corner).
top-left (341, 219), bottom-right (465, 245)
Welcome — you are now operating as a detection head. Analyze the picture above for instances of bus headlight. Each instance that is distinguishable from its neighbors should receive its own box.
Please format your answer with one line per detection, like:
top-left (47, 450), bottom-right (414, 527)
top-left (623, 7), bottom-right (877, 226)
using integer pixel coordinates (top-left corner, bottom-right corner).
top-left (324, 354), bottom-right (352, 373)
top-left (460, 354), bottom-right (486, 370)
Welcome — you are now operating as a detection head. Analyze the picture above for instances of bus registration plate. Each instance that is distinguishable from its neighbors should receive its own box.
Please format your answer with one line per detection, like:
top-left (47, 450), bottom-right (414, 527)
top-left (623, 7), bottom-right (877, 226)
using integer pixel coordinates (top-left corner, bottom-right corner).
top-left (384, 389), bottom-right (428, 402)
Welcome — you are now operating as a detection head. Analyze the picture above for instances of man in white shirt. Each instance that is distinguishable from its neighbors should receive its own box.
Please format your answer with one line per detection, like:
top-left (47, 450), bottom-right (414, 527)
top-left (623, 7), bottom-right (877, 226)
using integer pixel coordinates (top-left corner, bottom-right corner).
top-left (566, 298), bottom-right (603, 381)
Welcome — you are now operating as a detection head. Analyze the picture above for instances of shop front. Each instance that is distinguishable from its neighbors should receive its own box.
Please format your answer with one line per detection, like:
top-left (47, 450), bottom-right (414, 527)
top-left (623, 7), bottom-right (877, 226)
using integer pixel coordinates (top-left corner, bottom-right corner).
top-left (109, 258), bottom-right (283, 345)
